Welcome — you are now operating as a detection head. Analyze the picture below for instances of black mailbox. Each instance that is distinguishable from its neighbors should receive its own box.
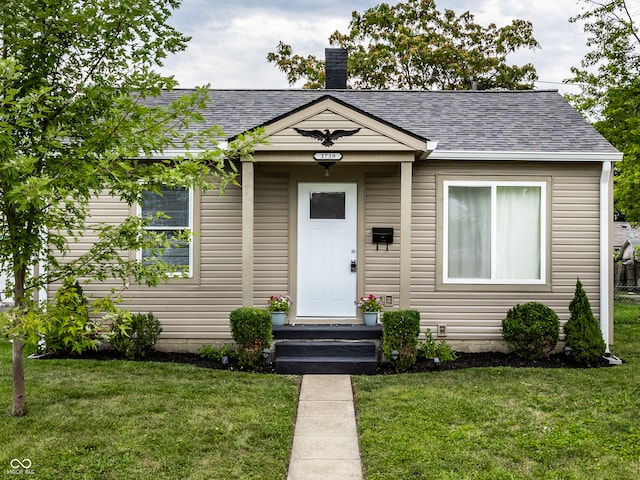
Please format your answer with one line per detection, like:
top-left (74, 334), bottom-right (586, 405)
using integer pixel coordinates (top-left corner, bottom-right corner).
top-left (372, 227), bottom-right (394, 250)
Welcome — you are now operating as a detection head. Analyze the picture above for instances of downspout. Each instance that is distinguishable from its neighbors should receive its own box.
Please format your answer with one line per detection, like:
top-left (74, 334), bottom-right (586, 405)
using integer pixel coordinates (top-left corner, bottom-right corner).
top-left (599, 161), bottom-right (612, 354)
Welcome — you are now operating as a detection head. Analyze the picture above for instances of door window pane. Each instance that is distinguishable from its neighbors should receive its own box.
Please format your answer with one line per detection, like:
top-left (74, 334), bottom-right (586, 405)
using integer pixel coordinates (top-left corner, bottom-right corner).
top-left (310, 192), bottom-right (346, 219)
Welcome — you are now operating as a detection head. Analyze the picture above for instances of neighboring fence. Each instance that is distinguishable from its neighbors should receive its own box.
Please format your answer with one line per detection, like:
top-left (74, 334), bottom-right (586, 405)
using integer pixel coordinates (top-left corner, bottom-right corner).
top-left (614, 262), bottom-right (640, 299)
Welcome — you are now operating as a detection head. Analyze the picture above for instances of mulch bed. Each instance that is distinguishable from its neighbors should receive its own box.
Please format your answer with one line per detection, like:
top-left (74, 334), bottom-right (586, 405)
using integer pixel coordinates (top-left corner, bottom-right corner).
top-left (39, 348), bottom-right (613, 374)
top-left (376, 351), bottom-right (611, 374)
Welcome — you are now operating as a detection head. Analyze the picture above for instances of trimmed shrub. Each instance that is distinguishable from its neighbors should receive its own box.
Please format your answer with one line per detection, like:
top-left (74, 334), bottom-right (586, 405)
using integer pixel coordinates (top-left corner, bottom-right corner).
top-left (109, 312), bottom-right (162, 359)
top-left (564, 278), bottom-right (606, 365)
top-left (229, 308), bottom-right (273, 367)
top-left (43, 278), bottom-right (101, 354)
top-left (382, 310), bottom-right (420, 371)
top-left (502, 302), bottom-right (560, 360)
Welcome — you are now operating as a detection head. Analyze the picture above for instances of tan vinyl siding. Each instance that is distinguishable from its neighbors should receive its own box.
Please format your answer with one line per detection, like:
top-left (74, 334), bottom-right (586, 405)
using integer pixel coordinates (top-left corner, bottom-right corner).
top-left (364, 169), bottom-right (401, 307)
top-left (268, 110), bottom-right (415, 151)
top-left (253, 171), bottom-right (290, 306)
top-left (57, 156), bottom-right (605, 350)
top-left (61, 185), bottom-right (244, 342)
top-left (411, 161), bottom-right (602, 345)
top-left (47, 196), bottom-right (132, 302)
top-left (68, 196), bottom-right (132, 262)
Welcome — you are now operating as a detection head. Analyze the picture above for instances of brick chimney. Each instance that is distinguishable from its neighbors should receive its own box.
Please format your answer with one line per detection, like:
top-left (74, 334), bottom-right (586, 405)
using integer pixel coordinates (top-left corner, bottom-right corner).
top-left (325, 48), bottom-right (347, 89)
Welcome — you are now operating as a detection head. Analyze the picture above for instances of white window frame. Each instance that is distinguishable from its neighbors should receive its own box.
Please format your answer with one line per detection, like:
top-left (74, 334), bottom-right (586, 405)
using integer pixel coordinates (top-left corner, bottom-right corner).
top-left (136, 186), bottom-right (194, 278)
top-left (443, 180), bottom-right (546, 285)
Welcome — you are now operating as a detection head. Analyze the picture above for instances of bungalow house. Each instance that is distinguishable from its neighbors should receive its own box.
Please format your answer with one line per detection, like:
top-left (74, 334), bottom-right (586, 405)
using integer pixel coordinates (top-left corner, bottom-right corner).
top-left (72, 50), bottom-right (622, 362)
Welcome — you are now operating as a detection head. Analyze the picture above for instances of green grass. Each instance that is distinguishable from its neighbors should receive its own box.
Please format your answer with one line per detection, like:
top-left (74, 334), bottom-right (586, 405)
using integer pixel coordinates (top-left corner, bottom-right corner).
top-left (3, 303), bottom-right (640, 479)
top-left (354, 302), bottom-right (640, 479)
top-left (0, 343), bottom-right (299, 479)
top-left (613, 300), bottom-right (640, 362)
top-left (614, 301), bottom-right (640, 326)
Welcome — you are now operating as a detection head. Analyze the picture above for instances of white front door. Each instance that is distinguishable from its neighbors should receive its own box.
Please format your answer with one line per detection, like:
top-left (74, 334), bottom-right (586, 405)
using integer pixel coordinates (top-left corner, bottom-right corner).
top-left (297, 183), bottom-right (357, 317)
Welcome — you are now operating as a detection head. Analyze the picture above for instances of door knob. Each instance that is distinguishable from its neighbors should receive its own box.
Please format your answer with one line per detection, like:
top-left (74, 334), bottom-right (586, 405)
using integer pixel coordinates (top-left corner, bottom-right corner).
top-left (350, 259), bottom-right (357, 272)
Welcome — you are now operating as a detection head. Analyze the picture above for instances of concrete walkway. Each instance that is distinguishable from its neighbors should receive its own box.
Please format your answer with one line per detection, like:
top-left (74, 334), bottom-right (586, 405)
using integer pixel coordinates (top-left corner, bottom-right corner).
top-left (287, 375), bottom-right (364, 480)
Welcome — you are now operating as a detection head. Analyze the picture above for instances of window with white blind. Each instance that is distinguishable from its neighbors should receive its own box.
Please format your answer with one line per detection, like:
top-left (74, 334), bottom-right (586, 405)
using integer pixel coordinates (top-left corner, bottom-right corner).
top-left (443, 181), bottom-right (546, 284)
top-left (139, 185), bottom-right (193, 276)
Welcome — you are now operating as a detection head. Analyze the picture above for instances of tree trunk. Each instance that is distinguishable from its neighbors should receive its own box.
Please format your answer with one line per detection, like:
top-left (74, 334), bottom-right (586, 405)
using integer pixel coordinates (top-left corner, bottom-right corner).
top-left (11, 264), bottom-right (27, 417)
top-left (11, 339), bottom-right (26, 416)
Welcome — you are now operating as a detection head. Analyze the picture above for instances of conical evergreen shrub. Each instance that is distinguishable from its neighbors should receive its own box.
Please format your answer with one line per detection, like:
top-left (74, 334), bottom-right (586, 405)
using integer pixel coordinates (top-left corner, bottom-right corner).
top-left (564, 278), bottom-right (605, 364)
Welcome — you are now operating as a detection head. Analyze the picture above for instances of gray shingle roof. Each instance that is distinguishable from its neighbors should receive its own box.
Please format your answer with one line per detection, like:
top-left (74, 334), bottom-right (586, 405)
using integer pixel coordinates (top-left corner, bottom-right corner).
top-left (151, 89), bottom-right (618, 153)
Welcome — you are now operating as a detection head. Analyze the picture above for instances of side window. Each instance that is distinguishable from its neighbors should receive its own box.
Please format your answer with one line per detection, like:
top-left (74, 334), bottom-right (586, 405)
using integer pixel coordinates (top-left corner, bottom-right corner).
top-left (139, 186), bottom-right (193, 276)
top-left (444, 181), bottom-right (545, 284)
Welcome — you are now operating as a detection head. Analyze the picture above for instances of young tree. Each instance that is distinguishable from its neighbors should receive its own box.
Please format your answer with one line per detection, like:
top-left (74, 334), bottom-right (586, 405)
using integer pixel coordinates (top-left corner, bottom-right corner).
top-left (0, 0), bottom-right (261, 416)
top-left (564, 278), bottom-right (606, 365)
top-left (267, 0), bottom-right (540, 90)
top-left (566, 0), bottom-right (640, 223)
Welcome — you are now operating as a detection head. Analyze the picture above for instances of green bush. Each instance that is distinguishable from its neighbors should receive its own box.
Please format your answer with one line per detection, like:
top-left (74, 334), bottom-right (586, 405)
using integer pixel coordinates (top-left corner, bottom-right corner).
top-left (382, 310), bottom-right (420, 371)
top-left (417, 329), bottom-right (437, 360)
top-left (417, 329), bottom-right (458, 363)
top-left (229, 308), bottom-right (272, 367)
top-left (109, 312), bottom-right (162, 359)
top-left (435, 340), bottom-right (457, 363)
top-left (502, 301), bottom-right (560, 360)
top-left (198, 343), bottom-right (238, 363)
top-left (564, 278), bottom-right (606, 365)
top-left (43, 278), bottom-right (101, 354)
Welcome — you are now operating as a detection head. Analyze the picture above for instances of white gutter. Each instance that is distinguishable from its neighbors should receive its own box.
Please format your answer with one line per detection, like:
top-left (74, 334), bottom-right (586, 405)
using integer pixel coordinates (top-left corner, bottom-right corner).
top-left (429, 151), bottom-right (622, 162)
top-left (600, 161), bottom-right (612, 353)
top-left (145, 143), bottom-right (228, 159)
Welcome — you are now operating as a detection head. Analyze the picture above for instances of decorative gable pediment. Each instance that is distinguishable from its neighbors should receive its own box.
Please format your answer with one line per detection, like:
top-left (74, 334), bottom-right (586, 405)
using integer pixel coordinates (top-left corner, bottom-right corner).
top-left (253, 96), bottom-right (431, 157)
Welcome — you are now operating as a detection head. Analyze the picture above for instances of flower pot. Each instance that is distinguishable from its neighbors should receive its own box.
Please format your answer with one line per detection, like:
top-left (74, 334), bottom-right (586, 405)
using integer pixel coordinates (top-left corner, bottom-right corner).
top-left (271, 311), bottom-right (286, 326)
top-left (363, 312), bottom-right (378, 326)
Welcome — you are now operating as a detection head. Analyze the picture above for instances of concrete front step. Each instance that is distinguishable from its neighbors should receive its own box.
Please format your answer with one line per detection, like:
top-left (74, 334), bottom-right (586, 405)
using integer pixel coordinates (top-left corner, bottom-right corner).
top-left (273, 324), bottom-right (381, 375)
top-left (275, 355), bottom-right (377, 375)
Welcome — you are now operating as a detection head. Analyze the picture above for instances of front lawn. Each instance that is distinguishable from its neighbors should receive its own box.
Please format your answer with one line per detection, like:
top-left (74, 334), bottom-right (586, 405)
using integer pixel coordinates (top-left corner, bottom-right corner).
top-left (354, 302), bottom-right (640, 479)
top-left (3, 302), bottom-right (640, 479)
top-left (0, 342), bottom-right (299, 479)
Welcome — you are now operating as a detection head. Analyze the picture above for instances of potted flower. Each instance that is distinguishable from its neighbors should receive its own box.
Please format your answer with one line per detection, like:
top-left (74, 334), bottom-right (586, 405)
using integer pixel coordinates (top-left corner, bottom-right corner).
top-left (356, 294), bottom-right (383, 326)
top-left (267, 295), bottom-right (292, 325)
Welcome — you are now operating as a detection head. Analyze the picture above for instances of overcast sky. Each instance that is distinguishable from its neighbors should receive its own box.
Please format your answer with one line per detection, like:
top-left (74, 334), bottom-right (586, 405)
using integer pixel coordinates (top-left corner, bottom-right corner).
top-left (158, 0), bottom-right (601, 95)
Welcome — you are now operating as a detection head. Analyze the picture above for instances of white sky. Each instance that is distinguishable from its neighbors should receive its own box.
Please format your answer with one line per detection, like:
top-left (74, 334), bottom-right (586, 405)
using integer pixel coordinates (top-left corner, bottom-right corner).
top-left (158, 0), bottom-right (599, 95)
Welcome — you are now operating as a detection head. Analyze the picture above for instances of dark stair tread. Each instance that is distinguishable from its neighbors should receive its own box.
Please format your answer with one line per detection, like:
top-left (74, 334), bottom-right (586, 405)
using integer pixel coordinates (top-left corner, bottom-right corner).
top-left (276, 341), bottom-right (376, 358)
top-left (276, 356), bottom-right (377, 363)
top-left (275, 356), bottom-right (377, 375)
top-left (273, 325), bottom-right (382, 340)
